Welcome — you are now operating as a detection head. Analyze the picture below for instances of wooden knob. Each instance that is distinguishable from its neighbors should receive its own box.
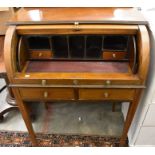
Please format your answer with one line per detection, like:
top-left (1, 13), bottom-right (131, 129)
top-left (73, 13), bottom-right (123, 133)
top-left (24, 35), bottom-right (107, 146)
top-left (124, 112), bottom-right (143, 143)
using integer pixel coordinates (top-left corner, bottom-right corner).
top-left (112, 53), bottom-right (116, 58)
top-left (73, 22), bottom-right (80, 31)
top-left (25, 74), bottom-right (30, 78)
top-left (106, 80), bottom-right (111, 85)
top-left (39, 52), bottom-right (43, 57)
top-left (44, 92), bottom-right (48, 98)
top-left (104, 92), bottom-right (109, 98)
top-left (73, 80), bottom-right (78, 85)
top-left (42, 80), bottom-right (46, 86)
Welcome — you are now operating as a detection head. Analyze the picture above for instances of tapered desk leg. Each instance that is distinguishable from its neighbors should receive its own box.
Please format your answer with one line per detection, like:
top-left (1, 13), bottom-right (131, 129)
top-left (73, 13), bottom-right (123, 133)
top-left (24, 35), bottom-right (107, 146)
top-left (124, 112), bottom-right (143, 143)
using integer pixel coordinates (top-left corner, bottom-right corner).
top-left (119, 89), bottom-right (142, 146)
top-left (12, 88), bottom-right (37, 146)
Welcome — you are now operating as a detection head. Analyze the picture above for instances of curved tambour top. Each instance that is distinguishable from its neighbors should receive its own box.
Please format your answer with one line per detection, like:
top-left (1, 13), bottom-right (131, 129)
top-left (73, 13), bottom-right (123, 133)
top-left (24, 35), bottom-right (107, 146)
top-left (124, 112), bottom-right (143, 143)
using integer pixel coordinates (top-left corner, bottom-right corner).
top-left (4, 26), bottom-right (17, 83)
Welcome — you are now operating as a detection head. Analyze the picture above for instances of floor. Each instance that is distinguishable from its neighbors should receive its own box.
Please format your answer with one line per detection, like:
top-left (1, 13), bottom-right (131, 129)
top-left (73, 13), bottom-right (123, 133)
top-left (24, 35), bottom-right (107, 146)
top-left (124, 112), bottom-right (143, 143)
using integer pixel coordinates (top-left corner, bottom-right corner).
top-left (0, 79), bottom-right (124, 137)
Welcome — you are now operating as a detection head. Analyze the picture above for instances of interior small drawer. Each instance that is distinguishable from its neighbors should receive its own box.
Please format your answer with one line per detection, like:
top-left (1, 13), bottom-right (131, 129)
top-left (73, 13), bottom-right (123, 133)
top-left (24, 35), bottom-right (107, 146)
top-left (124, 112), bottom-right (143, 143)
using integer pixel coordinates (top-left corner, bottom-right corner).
top-left (79, 88), bottom-right (135, 100)
top-left (19, 88), bottom-right (75, 100)
top-left (14, 79), bottom-right (74, 85)
top-left (102, 51), bottom-right (126, 60)
top-left (29, 50), bottom-right (53, 59)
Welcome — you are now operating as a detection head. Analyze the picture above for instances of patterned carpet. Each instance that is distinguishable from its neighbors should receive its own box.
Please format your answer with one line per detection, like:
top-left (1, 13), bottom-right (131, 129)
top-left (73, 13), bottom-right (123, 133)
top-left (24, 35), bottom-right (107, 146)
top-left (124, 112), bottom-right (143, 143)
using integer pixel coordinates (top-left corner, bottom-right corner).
top-left (0, 131), bottom-right (126, 147)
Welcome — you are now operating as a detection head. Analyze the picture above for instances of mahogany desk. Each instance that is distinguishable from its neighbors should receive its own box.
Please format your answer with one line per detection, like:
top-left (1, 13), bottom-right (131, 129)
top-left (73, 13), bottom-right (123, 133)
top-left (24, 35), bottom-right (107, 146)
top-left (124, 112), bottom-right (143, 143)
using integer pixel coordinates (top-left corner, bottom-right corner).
top-left (4, 8), bottom-right (150, 146)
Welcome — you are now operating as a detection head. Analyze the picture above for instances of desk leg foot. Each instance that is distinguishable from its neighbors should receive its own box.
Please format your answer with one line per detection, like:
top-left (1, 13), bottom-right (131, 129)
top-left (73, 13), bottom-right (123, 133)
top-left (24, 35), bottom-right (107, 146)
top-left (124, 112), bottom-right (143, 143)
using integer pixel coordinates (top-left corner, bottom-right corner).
top-left (31, 137), bottom-right (38, 147)
top-left (119, 139), bottom-right (128, 147)
top-left (119, 90), bottom-right (141, 147)
top-left (12, 88), bottom-right (37, 147)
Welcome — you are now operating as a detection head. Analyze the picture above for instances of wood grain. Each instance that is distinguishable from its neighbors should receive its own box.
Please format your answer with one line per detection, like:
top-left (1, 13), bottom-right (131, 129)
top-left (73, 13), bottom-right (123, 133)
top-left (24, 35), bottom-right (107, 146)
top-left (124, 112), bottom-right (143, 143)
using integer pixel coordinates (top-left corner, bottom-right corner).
top-left (119, 89), bottom-right (142, 146)
top-left (137, 25), bottom-right (150, 84)
top-left (4, 26), bottom-right (17, 83)
top-left (17, 37), bottom-right (28, 71)
top-left (16, 24), bottom-right (138, 35)
top-left (102, 51), bottom-right (126, 60)
top-left (26, 61), bottom-right (129, 73)
top-left (79, 88), bottom-right (135, 101)
top-left (12, 88), bottom-right (37, 146)
top-left (8, 8), bottom-right (147, 25)
top-left (0, 10), bottom-right (12, 35)
top-left (29, 50), bottom-right (53, 59)
top-left (0, 36), bottom-right (5, 74)
top-left (19, 88), bottom-right (75, 100)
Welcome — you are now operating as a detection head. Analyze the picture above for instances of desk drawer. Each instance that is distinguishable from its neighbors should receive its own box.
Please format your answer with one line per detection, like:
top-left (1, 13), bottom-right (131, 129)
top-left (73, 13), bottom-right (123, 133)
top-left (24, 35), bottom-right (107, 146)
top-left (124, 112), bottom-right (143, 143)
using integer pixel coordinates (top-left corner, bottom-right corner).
top-left (19, 88), bottom-right (74, 100)
top-left (79, 88), bottom-right (135, 100)
top-left (29, 50), bottom-right (53, 59)
top-left (102, 51), bottom-right (126, 60)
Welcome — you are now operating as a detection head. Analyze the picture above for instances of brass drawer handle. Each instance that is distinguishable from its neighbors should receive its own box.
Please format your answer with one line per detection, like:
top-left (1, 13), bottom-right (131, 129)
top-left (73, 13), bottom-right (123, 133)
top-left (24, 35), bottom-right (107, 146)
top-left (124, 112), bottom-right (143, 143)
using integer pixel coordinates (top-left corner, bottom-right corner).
top-left (44, 91), bottom-right (48, 98)
top-left (106, 80), bottom-right (111, 85)
top-left (39, 52), bottom-right (43, 57)
top-left (25, 74), bottom-right (30, 78)
top-left (42, 80), bottom-right (46, 86)
top-left (104, 92), bottom-right (109, 98)
top-left (73, 22), bottom-right (80, 31)
top-left (112, 53), bottom-right (116, 58)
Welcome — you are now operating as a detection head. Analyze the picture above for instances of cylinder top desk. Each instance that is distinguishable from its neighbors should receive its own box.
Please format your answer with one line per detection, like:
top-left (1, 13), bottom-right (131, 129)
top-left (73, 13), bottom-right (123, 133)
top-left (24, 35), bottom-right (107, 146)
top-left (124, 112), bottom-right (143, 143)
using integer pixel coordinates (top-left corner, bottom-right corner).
top-left (4, 7), bottom-right (150, 146)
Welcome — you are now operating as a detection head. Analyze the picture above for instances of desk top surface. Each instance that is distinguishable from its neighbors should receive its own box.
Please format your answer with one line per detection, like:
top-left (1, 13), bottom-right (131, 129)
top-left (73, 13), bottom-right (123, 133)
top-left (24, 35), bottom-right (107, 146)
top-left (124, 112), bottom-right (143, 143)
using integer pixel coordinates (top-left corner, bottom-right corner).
top-left (26, 61), bottom-right (128, 73)
top-left (7, 7), bottom-right (147, 25)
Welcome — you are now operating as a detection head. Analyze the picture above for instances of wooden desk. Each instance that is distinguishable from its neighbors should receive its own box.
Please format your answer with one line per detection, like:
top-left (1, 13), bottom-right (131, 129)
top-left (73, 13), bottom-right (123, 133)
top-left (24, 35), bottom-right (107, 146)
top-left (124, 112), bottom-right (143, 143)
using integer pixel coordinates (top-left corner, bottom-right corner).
top-left (4, 8), bottom-right (150, 146)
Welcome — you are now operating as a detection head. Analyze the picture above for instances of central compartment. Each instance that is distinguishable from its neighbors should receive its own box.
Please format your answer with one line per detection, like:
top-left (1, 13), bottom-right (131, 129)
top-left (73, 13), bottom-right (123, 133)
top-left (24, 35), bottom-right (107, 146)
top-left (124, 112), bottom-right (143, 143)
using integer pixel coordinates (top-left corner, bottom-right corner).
top-left (26, 35), bottom-right (129, 60)
top-left (17, 34), bottom-right (136, 74)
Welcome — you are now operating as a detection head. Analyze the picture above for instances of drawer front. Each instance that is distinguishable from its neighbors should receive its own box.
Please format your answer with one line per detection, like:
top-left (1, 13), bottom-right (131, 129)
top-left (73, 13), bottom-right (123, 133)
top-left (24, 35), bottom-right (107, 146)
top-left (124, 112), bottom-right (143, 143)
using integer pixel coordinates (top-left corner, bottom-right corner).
top-left (19, 88), bottom-right (74, 100)
top-left (79, 88), bottom-right (135, 100)
top-left (29, 50), bottom-right (53, 59)
top-left (103, 51), bottom-right (126, 60)
top-left (15, 79), bottom-right (74, 85)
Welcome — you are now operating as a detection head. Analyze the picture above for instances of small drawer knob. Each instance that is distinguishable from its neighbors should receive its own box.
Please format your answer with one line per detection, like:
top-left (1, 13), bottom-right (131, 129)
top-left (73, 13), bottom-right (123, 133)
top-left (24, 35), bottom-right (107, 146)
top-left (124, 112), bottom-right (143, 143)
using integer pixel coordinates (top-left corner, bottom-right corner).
top-left (112, 53), bottom-right (116, 58)
top-left (73, 22), bottom-right (80, 31)
top-left (106, 80), bottom-right (111, 85)
top-left (39, 52), bottom-right (43, 57)
top-left (25, 74), bottom-right (30, 78)
top-left (104, 92), bottom-right (109, 98)
top-left (42, 80), bottom-right (46, 86)
top-left (73, 80), bottom-right (78, 85)
top-left (44, 91), bottom-right (48, 98)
